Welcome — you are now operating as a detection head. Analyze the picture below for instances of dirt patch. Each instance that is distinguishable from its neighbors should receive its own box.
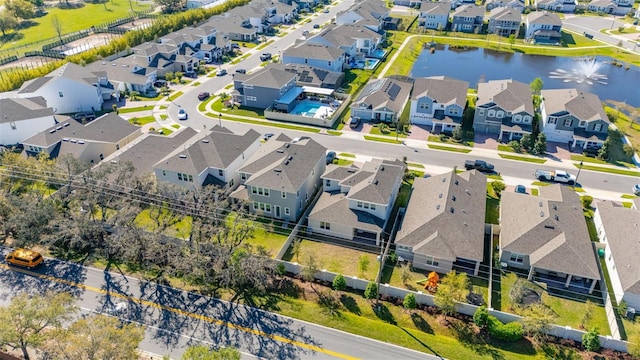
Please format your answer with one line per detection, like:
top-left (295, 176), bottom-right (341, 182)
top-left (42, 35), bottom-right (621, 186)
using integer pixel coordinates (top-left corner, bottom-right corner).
top-left (0, 56), bottom-right (59, 72)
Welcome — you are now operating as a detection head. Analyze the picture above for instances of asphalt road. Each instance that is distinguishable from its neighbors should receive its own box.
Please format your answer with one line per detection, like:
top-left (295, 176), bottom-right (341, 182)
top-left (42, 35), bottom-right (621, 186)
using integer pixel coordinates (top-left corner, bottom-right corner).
top-left (0, 251), bottom-right (441, 360)
top-left (562, 15), bottom-right (640, 53)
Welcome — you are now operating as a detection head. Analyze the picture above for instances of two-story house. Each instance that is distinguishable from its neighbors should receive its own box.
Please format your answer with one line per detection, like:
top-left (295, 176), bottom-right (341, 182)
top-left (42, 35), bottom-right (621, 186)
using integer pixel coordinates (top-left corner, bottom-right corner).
top-left (540, 88), bottom-right (609, 151)
top-left (0, 97), bottom-right (57, 146)
top-left (486, 0), bottom-right (525, 12)
top-left (535, 0), bottom-right (576, 12)
top-left (487, 7), bottom-right (522, 37)
top-left (276, 63), bottom-right (344, 89)
top-left (525, 11), bottom-right (562, 44)
top-left (208, 14), bottom-right (259, 42)
top-left (21, 113), bottom-right (141, 164)
top-left (587, 0), bottom-right (633, 15)
top-left (263, 0), bottom-right (298, 24)
top-left (232, 67), bottom-right (299, 111)
top-left (473, 79), bottom-right (534, 142)
top-left (418, 1), bottom-right (451, 30)
top-left (350, 77), bottom-right (414, 123)
top-left (499, 184), bottom-right (601, 294)
top-left (335, 0), bottom-right (390, 32)
top-left (232, 135), bottom-right (327, 222)
top-left (153, 128), bottom-right (261, 191)
top-left (450, 4), bottom-right (485, 33)
top-left (306, 24), bottom-right (384, 59)
top-left (308, 159), bottom-right (405, 246)
top-left (395, 170), bottom-right (487, 275)
top-left (282, 43), bottom-right (346, 72)
top-left (228, 5), bottom-right (270, 34)
top-left (410, 76), bottom-right (468, 133)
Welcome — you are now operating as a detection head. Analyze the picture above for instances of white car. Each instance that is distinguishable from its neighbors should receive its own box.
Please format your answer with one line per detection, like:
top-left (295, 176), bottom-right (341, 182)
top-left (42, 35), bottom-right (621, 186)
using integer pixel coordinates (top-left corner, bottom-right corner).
top-left (633, 184), bottom-right (640, 196)
top-left (178, 108), bottom-right (188, 120)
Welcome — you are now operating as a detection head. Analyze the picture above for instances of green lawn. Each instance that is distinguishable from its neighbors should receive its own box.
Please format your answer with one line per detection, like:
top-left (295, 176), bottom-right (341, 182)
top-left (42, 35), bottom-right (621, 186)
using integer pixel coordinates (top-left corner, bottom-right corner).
top-left (427, 144), bottom-right (472, 153)
top-left (531, 188), bottom-right (539, 196)
top-left (0, 0), bottom-right (152, 53)
top-left (621, 194), bottom-right (638, 199)
top-left (498, 154), bottom-right (547, 164)
top-left (326, 130), bottom-right (342, 136)
top-left (211, 99), bottom-right (264, 117)
top-left (171, 124), bottom-right (180, 129)
top-left (128, 116), bottom-right (156, 126)
top-left (369, 126), bottom-right (407, 139)
top-left (427, 135), bottom-right (473, 147)
top-left (255, 40), bottom-right (275, 50)
top-left (338, 153), bottom-right (356, 158)
top-left (205, 112), bottom-right (321, 133)
top-left (407, 162), bottom-right (425, 169)
top-left (486, 183), bottom-right (500, 224)
top-left (118, 105), bottom-right (154, 114)
top-left (570, 154), bottom-right (635, 168)
top-left (167, 91), bottom-right (183, 101)
top-left (134, 208), bottom-right (192, 240)
top-left (573, 163), bottom-right (640, 177)
top-left (363, 135), bottom-right (403, 144)
top-left (333, 158), bottom-right (354, 166)
top-left (158, 127), bottom-right (173, 136)
top-left (531, 181), bottom-right (552, 187)
top-left (498, 144), bottom-right (515, 153)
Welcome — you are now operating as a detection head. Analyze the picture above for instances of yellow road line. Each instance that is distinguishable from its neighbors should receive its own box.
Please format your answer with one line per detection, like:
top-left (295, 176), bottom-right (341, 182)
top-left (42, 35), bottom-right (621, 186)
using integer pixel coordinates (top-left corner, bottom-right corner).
top-left (1, 264), bottom-right (359, 360)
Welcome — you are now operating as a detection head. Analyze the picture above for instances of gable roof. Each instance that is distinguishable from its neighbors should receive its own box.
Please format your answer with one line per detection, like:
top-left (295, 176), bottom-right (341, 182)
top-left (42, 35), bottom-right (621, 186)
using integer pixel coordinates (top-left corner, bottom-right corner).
top-left (154, 128), bottom-right (260, 175)
top-left (0, 97), bottom-right (53, 123)
top-left (18, 63), bottom-right (99, 94)
top-left (313, 24), bottom-right (383, 48)
top-left (527, 11), bottom-right (562, 25)
top-left (500, 184), bottom-right (600, 280)
top-left (345, 159), bottom-right (405, 204)
top-left (242, 67), bottom-right (296, 89)
top-left (419, 1), bottom-right (451, 15)
top-left (596, 201), bottom-right (640, 293)
top-left (452, 4), bottom-right (485, 17)
top-left (352, 77), bottom-right (413, 113)
top-left (411, 76), bottom-right (469, 107)
top-left (540, 88), bottom-right (608, 123)
top-left (239, 136), bottom-right (326, 192)
top-left (396, 171), bottom-right (487, 262)
top-left (477, 79), bottom-right (534, 115)
top-left (284, 43), bottom-right (345, 61)
top-left (488, 6), bottom-right (523, 21)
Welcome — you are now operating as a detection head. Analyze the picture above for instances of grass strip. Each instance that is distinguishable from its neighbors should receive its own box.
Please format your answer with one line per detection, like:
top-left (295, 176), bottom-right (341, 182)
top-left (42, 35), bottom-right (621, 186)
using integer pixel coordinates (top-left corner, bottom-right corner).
top-left (574, 163), bottom-right (640, 177)
top-left (498, 154), bottom-right (547, 164)
top-left (167, 91), bottom-right (183, 101)
top-left (427, 144), bottom-right (472, 153)
top-left (204, 113), bottom-right (320, 133)
top-left (364, 136), bottom-right (403, 144)
top-left (118, 105), bottom-right (154, 114)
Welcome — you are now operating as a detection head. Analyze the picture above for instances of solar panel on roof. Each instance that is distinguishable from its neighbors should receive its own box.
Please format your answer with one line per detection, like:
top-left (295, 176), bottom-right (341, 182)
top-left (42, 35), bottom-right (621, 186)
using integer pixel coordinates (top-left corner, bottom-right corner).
top-left (388, 83), bottom-right (401, 100)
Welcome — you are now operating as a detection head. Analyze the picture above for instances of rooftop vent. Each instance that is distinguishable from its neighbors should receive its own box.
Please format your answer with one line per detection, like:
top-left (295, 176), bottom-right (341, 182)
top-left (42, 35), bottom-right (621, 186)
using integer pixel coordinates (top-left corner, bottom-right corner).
top-left (450, 207), bottom-right (454, 214)
top-left (373, 179), bottom-right (378, 185)
top-left (70, 139), bottom-right (77, 143)
top-left (63, 123), bottom-right (70, 127)
top-left (438, 193), bottom-right (443, 198)
top-left (288, 156), bottom-right (293, 161)
top-left (202, 139), bottom-right (209, 143)
top-left (275, 168), bottom-right (282, 172)
top-left (49, 129), bottom-right (56, 133)
top-left (442, 177), bottom-right (446, 182)
top-left (465, 189), bottom-right (470, 195)
top-left (62, 138), bottom-right (69, 142)
top-left (544, 224), bottom-right (555, 229)
top-left (56, 126), bottom-right (63, 130)
top-left (436, 204), bottom-right (440, 210)
top-left (452, 195), bottom-right (456, 201)
top-left (285, 143), bottom-right (290, 148)
top-left (553, 204), bottom-right (557, 210)
top-left (539, 201), bottom-right (543, 207)
top-left (285, 160), bottom-right (290, 165)
top-left (454, 180), bottom-right (459, 185)
top-left (111, 160), bottom-right (118, 164)
top-left (555, 215), bottom-right (559, 221)
top-left (277, 149), bottom-right (285, 153)
top-left (540, 211), bottom-right (544, 217)
top-left (179, 154), bottom-right (187, 158)
top-left (380, 166), bottom-right (384, 171)
top-left (78, 141), bottom-right (85, 144)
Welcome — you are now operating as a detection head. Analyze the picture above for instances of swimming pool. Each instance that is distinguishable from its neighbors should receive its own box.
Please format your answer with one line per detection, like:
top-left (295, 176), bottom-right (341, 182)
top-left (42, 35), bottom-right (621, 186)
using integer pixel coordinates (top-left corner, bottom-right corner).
top-left (371, 49), bottom-right (387, 59)
top-left (291, 100), bottom-right (336, 118)
top-left (352, 58), bottom-right (380, 70)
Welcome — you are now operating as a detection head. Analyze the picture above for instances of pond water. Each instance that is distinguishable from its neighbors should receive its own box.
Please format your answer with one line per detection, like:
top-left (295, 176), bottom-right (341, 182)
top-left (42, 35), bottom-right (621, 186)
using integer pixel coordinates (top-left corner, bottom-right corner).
top-left (410, 45), bottom-right (640, 107)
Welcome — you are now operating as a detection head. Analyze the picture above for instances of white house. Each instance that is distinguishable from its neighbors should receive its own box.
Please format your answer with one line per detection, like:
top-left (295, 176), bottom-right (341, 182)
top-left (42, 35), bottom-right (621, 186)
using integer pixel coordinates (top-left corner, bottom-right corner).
top-left (0, 97), bottom-right (57, 146)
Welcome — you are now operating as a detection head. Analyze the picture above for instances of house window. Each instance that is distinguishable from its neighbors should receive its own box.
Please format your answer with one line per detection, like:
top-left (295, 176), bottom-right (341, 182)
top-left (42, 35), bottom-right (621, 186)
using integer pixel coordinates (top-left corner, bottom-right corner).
top-left (357, 202), bottom-right (363, 208)
top-left (241, 173), bottom-right (247, 180)
top-left (564, 119), bottom-right (572, 127)
top-left (425, 256), bottom-right (439, 267)
top-left (487, 109), bottom-right (496, 117)
top-left (252, 187), bottom-right (257, 194)
top-left (364, 203), bottom-right (369, 209)
top-left (253, 201), bottom-right (259, 210)
top-left (320, 221), bottom-right (330, 230)
top-left (594, 123), bottom-right (603, 132)
top-left (246, 96), bottom-right (257, 101)
top-left (325, 179), bottom-right (331, 186)
top-left (282, 192), bottom-right (286, 199)
top-left (264, 189), bottom-right (270, 197)
top-left (218, 169), bottom-right (224, 176)
top-left (513, 115), bottom-right (522, 123)
top-left (523, 116), bottom-right (531, 124)
top-left (579, 120), bottom-right (586, 127)
top-left (58, 91), bottom-right (64, 98)
top-left (370, 204), bottom-right (376, 210)
top-left (285, 207), bottom-right (290, 215)
top-left (328, 61), bottom-right (332, 66)
top-left (178, 173), bottom-right (183, 181)
top-left (419, 103), bottom-right (429, 110)
top-left (478, 109), bottom-right (485, 116)
top-left (496, 111), bottom-right (504, 118)
top-left (509, 253), bottom-right (525, 263)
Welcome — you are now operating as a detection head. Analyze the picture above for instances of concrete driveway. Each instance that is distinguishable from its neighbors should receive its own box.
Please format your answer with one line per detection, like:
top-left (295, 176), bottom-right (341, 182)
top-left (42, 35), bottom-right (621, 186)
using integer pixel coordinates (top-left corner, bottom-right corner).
top-left (474, 133), bottom-right (499, 150)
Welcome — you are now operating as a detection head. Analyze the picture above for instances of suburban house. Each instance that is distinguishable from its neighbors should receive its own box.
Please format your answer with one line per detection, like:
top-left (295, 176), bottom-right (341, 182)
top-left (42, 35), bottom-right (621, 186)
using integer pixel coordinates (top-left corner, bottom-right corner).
top-left (263, 0), bottom-right (299, 24)
top-left (350, 77), bottom-right (414, 123)
top-left (227, 5), bottom-right (270, 34)
top-left (395, 170), bottom-right (487, 275)
top-left (308, 159), bottom-right (405, 246)
top-left (450, 4), bottom-right (485, 33)
top-left (15, 62), bottom-right (108, 115)
top-left (473, 79), bottom-right (534, 142)
top-left (106, 127), bottom-right (198, 178)
top-left (154, 127), bottom-right (261, 191)
top-left (335, 0), bottom-right (390, 32)
top-left (0, 97), bottom-right (57, 146)
top-left (485, 0), bottom-right (525, 12)
top-left (487, 7), bottom-right (523, 37)
top-left (524, 11), bottom-right (563, 44)
top-left (587, 0), bottom-right (633, 15)
top-left (277, 64), bottom-right (344, 89)
top-left (409, 76), bottom-right (468, 133)
top-left (539, 88), bottom-right (609, 151)
top-left (499, 184), bottom-right (601, 294)
top-left (393, 0), bottom-right (422, 7)
top-left (418, 1), bottom-right (451, 30)
top-left (232, 67), bottom-right (299, 111)
top-left (450, 0), bottom-right (477, 9)
top-left (208, 14), bottom-right (259, 42)
top-left (594, 201), bottom-right (640, 311)
top-left (159, 25), bottom-right (231, 64)
top-left (282, 43), bottom-right (346, 72)
top-left (535, 0), bottom-right (577, 12)
top-left (306, 24), bottom-right (384, 58)
top-left (21, 113), bottom-right (141, 164)
top-left (231, 135), bottom-right (327, 222)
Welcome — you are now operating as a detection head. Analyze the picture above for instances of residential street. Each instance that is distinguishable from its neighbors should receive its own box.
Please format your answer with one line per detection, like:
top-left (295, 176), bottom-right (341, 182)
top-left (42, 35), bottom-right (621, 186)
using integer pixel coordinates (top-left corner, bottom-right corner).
top-left (0, 250), bottom-right (441, 360)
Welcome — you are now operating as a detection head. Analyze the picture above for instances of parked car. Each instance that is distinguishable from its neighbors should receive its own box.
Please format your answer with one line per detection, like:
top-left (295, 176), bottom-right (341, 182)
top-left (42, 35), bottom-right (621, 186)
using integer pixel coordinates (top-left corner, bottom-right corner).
top-left (302, 30), bottom-right (309, 36)
top-left (231, 43), bottom-right (240, 49)
top-left (184, 71), bottom-right (196, 78)
top-left (235, 69), bottom-right (247, 74)
top-left (178, 108), bottom-right (188, 120)
top-left (534, 169), bottom-right (576, 185)
top-left (349, 117), bottom-right (361, 129)
top-left (153, 80), bottom-right (167, 88)
top-left (5, 248), bottom-right (44, 269)
top-left (326, 151), bottom-right (336, 164)
top-left (313, 24), bottom-right (320, 29)
top-left (514, 185), bottom-right (527, 194)
top-left (633, 184), bottom-right (640, 196)
top-left (197, 92), bottom-right (210, 101)
top-left (217, 69), bottom-right (227, 76)
top-left (260, 53), bottom-right (272, 61)
top-left (464, 159), bottom-right (495, 173)
top-left (263, 133), bottom-right (274, 141)
top-left (73, 112), bottom-right (96, 121)
top-left (323, 8), bottom-right (329, 13)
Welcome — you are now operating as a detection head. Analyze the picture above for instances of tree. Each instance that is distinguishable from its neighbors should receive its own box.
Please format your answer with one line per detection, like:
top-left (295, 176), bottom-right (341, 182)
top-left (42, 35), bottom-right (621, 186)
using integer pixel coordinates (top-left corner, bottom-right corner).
top-left (403, 293), bottom-right (417, 310)
top-left (164, 72), bottom-right (175, 83)
top-left (508, 140), bottom-right (522, 153)
top-left (580, 300), bottom-right (595, 329)
top-left (0, 10), bottom-right (19, 36)
top-left (473, 306), bottom-right (489, 328)
top-left (364, 282), bottom-right (377, 301)
top-left (0, 292), bottom-right (75, 360)
top-left (291, 238), bottom-right (302, 263)
top-left (434, 271), bottom-right (469, 319)
top-left (43, 314), bottom-right (144, 360)
top-left (508, 34), bottom-right (516, 48)
top-left (519, 133), bottom-right (533, 152)
top-left (490, 181), bottom-right (506, 198)
top-left (358, 255), bottom-right (370, 278)
top-left (175, 71), bottom-right (184, 83)
top-left (333, 274), bottom-right (347, 291)
top-left (521, 303), bottom-right (556, 346)
top-left (155, 0), bottom-right (184, 13)
top-left (181, 345), bottom-right (241, 360)
top-left (300, 253), bottom-right (319, 283)
top-left (582, 327), bottom-right (600, 352)
top-left (51, 14), bottom-right (63, 44)
top-left (5, 0), bottom-right (36, 20)
top-left (530, 77), bottom-right (544, 95)
top-left (400, 262), bottom-right (411, 285)
top-left (532, 133), bottom-right (547, 155)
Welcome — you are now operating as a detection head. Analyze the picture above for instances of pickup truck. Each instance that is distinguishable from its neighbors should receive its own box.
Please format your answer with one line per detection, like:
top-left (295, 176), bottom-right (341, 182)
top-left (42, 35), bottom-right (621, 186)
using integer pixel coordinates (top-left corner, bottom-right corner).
top-left (464, 160), bottom-right (495, 173)
top-left (534, 169), bottom-right (576, 185)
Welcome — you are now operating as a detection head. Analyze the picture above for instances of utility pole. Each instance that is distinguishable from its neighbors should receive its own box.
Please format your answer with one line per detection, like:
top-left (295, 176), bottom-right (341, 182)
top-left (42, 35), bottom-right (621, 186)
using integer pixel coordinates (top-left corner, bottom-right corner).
top-left (574, 160), bottom-right (584, 190)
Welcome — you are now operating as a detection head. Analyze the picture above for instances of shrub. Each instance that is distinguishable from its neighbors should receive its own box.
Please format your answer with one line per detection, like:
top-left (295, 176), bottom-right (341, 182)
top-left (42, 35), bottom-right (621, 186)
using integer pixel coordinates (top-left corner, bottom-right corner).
top-left (491, 181), bottom-right (506, 197)
top-left (364, 282), bottom-right (378, 300)
top-left (386, 251), bottom-right (398, 265)
top-left (473, 306), bottom-right (489, 328)
top-left (508, 140), bottom-right (522, 152)
top-left (487, 315), bottom-right (524, 342)
top-left (332, 274), bottom-right (347, 291)
top-left (580, 195), bottom-right (594, 210)
top-left (403, 294), bottom-right (417, 310)
top-left (582, 328), bottom-right (600, 352)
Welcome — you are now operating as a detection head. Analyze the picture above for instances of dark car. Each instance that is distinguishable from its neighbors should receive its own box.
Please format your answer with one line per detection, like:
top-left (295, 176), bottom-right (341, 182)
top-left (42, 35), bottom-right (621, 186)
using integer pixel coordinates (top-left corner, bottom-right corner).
top-left (263, 133), bottom-right (274, 141)
top-left (73, 112), bottom-right (96, 121)
top-left (514, 185), bottom-right (527, 194)
top-left (217, 69), bottom-right (227, 76)
top-left (326, 151), bottom-right (336, 164)
top-left (197, 92), bottom-right (210, 101)
top-left (313, 24), bottom-right (320, 29)
top-left (235, 69), bottom-right (247, 74)
top-left (231, 43), bottom-right (240, 49)
top-left (260, 53), bottom-right (272, 61)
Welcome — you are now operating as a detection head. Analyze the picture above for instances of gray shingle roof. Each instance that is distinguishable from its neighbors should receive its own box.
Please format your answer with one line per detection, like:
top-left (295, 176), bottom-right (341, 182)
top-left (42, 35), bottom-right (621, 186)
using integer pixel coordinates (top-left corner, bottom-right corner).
top-left (419, 1), bottom-right (451, 15)
top-left (284, 43), bottom-right (345, 61)
top-left (239, 136), bottom-right (326, 192)
top-left (477, 79), bottom-right (534, 115)
top-left (18, 63), bottom-right (99, 94)
top-left (396, 171), bottom-right (487, 262)
top-left (527, 11), bottom-right (562, 25)
top-left (309, 191), bottom-right (385, 232)
top-left (0, 97), bottom-right (53, 123)
top-left (314, 24), bottom-right (382, 48)
top-left (243, 67), bottom-right (296, 89)
top-left (488, 6), bottom-right (522, 21)
top-left (541, 88), bottom-right (608, 123)
top-left (347, 159), bottom-right (405, 204)
top-left (596, 201), bottom-right (640, 293)
top-left (352, 77), bottom-right (414, 114)
top-left (411, 76), bottom-right (469, 107)
top-left (452, 4), bottom-right (485, 17)
top-left (500, 184), bottom-right (601, 280)
top-left (154, 128), bottom-right (260, 175)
